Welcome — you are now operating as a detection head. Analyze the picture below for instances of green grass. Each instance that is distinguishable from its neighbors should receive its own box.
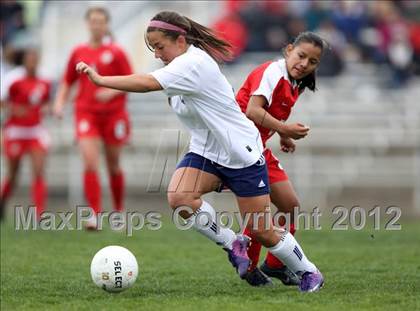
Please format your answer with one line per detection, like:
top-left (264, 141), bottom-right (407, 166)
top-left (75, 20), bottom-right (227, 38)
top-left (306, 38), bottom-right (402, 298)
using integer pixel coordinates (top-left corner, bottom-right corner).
top-left (1, 217), bottom-right (419, 311)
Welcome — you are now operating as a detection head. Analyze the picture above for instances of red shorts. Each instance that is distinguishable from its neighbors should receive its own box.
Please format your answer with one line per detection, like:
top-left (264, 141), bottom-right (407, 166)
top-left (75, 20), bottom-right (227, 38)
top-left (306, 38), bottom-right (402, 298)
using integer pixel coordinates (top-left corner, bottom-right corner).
top-left (264, 148), bottom-right (289, 184)
top-left (75, 110), bottom-right (130, 145)
top-left (2, 125), bottom-right (50, 159)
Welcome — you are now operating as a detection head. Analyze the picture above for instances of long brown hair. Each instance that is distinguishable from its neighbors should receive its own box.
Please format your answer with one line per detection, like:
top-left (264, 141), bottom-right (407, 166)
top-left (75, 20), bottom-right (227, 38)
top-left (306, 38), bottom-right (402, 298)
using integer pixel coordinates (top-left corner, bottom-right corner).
top-left (146, 11), bottom-right (233, 63)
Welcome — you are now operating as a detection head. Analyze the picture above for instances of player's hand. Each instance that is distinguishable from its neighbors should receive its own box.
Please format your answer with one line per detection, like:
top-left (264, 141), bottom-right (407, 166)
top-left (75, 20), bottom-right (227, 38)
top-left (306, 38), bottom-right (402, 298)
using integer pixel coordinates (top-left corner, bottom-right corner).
top-left (282, 123), bottom-right (310, 140)
top-left (95, 88), bottom-right (116, 102)
top-left (76, 62), bottom-right (101, 85)
top-left (280, 136), bottom-right (296, 153)
top-left (52, 102), bottom-right (64, 119)
top-left (41, 103), bottom-right (53, 116)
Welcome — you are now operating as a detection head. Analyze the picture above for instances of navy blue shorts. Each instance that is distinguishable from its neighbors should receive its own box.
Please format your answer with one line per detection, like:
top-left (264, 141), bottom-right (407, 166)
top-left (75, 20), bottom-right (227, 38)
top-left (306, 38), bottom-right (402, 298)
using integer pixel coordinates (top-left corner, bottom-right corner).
top-left (176, 152), bottom-right (270, 197)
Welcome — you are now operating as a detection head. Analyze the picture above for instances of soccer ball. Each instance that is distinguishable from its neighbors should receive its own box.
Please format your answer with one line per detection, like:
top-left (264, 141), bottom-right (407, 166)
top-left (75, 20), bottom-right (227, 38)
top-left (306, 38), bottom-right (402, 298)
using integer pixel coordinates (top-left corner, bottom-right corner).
top-left (90, 245), bottom-right (138, 293)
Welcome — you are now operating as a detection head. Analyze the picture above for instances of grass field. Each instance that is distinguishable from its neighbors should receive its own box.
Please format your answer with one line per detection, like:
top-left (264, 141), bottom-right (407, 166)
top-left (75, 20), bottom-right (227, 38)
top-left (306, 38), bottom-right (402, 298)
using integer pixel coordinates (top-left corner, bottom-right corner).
top-left (1, 215), bottom-right (419, 311)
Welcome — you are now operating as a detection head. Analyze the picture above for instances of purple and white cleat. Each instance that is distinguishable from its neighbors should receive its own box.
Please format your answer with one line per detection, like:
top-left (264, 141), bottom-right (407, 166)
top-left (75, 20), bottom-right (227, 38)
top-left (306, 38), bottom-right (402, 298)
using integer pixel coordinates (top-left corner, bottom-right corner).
top-left (299, 270), bottom-right (324, 292)
top-left (225, 235), bottom-right (250, 279)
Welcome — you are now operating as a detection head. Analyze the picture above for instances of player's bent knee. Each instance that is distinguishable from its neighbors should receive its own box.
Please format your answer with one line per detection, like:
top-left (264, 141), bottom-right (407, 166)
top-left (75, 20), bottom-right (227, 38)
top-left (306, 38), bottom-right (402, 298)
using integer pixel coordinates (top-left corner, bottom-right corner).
top-left (167, 192), bottom-right (196, 210)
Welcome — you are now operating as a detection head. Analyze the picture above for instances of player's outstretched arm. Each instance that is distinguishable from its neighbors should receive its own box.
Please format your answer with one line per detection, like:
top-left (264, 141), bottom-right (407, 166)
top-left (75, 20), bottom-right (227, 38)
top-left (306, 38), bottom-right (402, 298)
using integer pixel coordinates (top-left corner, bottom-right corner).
top-left (75, 62), bottom-right (162, 93)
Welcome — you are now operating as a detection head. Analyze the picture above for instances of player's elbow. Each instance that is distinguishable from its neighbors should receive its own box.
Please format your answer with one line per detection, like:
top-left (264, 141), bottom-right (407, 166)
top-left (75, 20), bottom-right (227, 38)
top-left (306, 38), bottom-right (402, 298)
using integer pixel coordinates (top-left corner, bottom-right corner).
top-left (245, 105), bottom-right (258, 121)
top-left (135, 74), bottom-right (162, 93)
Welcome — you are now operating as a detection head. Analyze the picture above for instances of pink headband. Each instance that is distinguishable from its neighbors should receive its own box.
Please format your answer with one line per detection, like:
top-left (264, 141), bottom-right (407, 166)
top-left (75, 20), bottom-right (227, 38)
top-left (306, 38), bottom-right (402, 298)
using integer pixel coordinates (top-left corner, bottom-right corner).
top-left (148, 20), bottom-right (187, 34)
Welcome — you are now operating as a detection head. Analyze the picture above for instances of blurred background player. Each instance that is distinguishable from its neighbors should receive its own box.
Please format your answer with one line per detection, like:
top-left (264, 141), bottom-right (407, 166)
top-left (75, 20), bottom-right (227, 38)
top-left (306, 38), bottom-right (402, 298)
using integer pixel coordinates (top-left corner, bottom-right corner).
top-left (53, 7), bottom-right (132, 229)
top-left (236, 32), bottom-right (325, 286)
top-left (0, 48), bottom-right (51, 221)
top-left (76, 11), bottom-right (324, 292)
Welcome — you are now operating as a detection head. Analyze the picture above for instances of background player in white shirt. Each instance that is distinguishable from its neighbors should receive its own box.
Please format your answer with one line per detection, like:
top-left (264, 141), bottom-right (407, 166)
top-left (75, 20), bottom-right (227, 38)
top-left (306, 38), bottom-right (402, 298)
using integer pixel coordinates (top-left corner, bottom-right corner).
top-left (75, 11), bottom-right (324, 292)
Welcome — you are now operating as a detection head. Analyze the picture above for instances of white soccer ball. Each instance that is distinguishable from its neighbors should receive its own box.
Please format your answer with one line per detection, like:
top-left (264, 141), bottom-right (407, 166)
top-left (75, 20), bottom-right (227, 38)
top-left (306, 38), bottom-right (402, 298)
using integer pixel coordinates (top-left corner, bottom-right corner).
top-left (90, 245), bottom-right (138, 293)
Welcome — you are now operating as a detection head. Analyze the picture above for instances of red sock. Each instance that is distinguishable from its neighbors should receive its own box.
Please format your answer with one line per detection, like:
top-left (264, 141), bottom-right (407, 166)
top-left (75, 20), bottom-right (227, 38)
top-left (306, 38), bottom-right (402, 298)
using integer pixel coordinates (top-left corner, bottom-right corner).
top-left (265, 223), bottom-right (296, 269)
top-left (110, 171), bottom-right (124, 212)
top-left (84, 171), bottom-right (101, 215)
top-left (1, 179), bottom-right (13, 201)
top-left (32, 176), bottom-right (46, 219)
top-left (244, 227), bottom-right (263, 271)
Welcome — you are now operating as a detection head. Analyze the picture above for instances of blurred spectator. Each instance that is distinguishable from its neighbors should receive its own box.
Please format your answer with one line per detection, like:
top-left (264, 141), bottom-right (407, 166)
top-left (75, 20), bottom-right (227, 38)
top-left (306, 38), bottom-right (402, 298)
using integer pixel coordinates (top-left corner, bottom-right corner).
top-left (212, 12), bottom-right (248, 59)
top-left (316, 19), bottom-right (347, 54)
top-left (222, 0), bottom-right (249, 15)
top-left (239, 2), bottom-right (275, 51)
top-left (285, 17), bottom-right (307, 42)
top-left (287, 0), bottom-right (312, 18)
top-left (315, 19), bottom-right (345, 76)
top-left (305, 1), bottom-right (330, 31)
top-left (373, 2), bottom-right (413, 87)
top-left (239, 1), bottom-right (289, 52)
top-left (0, 0), bottom-right (26, 45)
top-left (409, 21), bottom-right (420, 75)
top-left (330, 1), bottom-right (368, 45)
top-left (213, 0), bottom-right (420, 86)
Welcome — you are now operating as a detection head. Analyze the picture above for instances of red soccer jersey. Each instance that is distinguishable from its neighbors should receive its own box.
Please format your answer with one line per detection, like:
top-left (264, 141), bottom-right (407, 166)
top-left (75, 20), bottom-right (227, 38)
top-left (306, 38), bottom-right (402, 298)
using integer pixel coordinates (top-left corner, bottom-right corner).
top-left (6, 76), bottom-right (51, 126)
top-left (236, 59), bottom-right (300, 146)
top-left (63, 43), bottom-right (132, 113)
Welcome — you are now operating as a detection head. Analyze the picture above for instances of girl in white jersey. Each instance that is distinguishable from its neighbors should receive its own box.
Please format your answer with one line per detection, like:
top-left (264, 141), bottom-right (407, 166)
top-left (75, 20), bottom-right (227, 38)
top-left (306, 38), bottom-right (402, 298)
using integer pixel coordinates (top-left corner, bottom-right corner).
top-left (75, 11), bottom-right (324, 292)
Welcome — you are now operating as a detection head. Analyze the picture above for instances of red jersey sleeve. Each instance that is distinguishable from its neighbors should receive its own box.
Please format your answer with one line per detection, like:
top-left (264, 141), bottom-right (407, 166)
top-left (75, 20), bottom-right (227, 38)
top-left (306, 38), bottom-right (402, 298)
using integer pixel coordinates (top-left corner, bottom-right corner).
top-left (235, 62), bottom-right (272, 113)
top-left (63, 49), bottom-right (79, 86)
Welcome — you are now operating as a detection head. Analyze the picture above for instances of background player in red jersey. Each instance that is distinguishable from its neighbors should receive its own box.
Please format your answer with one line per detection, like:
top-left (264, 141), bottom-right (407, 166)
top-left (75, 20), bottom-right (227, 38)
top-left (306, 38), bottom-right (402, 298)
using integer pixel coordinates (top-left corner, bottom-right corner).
top-left (53, 7), bottom-right (132, 229)
top-left (0, 49), bottom-right (51, 221)
top-left (236, 32), bottom-right (325, 286)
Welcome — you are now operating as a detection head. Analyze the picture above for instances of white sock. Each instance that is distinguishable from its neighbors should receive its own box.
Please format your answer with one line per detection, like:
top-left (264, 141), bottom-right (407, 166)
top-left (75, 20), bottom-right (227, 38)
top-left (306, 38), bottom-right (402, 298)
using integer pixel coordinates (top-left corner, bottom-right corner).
top-left (187, 201), bottom-right (236, 250)
top-left (268, 231), bottom-right (317, 275)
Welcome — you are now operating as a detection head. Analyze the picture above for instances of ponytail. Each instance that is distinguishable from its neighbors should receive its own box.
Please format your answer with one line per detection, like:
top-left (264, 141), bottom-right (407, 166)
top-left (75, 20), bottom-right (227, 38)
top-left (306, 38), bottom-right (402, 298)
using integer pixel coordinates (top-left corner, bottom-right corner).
top-left (297, 71), bottom-right (316, 92)
top-left (147, 11), bottom-right (233, 63)
top-left (183, 16), bottom-right (233, 63)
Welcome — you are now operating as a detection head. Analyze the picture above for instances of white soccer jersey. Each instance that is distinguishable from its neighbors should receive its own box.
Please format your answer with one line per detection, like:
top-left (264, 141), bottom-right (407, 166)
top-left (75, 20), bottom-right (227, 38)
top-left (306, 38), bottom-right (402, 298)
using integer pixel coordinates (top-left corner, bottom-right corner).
top-left (151, 45), bottom-right (263, 168)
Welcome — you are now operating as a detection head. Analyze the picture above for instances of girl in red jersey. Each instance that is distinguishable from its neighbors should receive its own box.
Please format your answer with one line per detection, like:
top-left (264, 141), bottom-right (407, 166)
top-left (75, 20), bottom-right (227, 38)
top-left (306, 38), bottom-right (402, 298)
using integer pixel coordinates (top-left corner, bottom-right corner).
top-left (0, 49), bottom-right (51, 221)
top-left (236, 32), bottom-right (326, 286)
top-left (53, 7), bottom-right (132, 229)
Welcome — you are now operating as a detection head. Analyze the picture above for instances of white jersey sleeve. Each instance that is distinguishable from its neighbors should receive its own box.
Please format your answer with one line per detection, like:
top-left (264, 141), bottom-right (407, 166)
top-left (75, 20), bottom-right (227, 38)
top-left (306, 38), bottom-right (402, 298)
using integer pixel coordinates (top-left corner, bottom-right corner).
top-left (252, 59), bottom-right (288, 107)
top-left (150, 53), bottom-right (203, 97)
top-left (1, 66), bottom-right (25, 101)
